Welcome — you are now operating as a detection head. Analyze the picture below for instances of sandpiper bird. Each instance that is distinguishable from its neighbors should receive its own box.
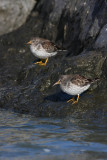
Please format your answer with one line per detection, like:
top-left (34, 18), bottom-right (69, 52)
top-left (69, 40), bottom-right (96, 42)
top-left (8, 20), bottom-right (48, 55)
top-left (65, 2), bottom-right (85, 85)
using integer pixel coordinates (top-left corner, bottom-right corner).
top-left (27, 37), bottom-right (62, 66)
top-left (53, 74), bottom-right (99, 104)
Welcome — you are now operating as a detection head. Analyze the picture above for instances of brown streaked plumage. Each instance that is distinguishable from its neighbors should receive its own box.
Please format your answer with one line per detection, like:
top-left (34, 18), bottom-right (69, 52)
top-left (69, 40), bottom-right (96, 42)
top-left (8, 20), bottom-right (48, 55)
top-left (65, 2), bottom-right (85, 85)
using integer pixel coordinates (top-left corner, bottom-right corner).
top-left (41, 41), bottom-right (58, 53)
top-left (53, 74), bottom-right (99, 104)
top-left (27, 37), bottom-right (60, 66)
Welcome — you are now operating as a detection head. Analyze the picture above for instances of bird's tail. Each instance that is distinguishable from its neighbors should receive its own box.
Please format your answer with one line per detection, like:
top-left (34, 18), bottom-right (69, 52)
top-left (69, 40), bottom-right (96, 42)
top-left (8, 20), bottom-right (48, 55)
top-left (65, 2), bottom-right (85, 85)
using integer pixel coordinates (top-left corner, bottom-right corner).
top-left (91, 78), bottom-right (100, 83)
top-left (56, 45), bottom-right (67, 52)
top-left (58, 49), bottom-right (68, 52)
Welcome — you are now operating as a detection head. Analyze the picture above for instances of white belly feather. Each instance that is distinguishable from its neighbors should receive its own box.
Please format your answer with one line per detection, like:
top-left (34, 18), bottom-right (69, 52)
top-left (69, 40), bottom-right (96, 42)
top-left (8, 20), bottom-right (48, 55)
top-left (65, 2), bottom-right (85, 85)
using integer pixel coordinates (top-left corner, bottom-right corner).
top-left (30, 44), bottom-right (57, 59)
top-left (60, 83), bottom-right (90, 95)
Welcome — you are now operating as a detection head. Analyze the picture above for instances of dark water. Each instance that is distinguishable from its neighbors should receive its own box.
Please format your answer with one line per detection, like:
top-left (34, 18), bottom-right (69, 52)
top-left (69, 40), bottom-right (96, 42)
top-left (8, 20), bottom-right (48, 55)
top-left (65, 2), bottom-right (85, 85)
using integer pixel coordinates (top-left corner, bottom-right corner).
top-left (0, 110), bottom-right (107, 160)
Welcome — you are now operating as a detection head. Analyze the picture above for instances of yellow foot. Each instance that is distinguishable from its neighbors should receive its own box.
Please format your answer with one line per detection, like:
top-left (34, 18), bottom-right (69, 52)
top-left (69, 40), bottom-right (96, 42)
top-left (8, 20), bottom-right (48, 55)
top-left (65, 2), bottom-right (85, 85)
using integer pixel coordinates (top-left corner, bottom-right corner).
top-left (72, 100), bottom-right (78, 104)
top-left (39, 62), bottom-right (47, 66)
top-left (38, 58), bottom-right (48, 66)
top-left (34, 58), bottom-right (48, 66)
top-left (34, 61), bottom-right (43, 65)
top-left (34, 61), bottom-right (46, 66)
top-left (67, 94), bottom-right (80, 104)
top-left (67, 97), bottom-right (75, 103)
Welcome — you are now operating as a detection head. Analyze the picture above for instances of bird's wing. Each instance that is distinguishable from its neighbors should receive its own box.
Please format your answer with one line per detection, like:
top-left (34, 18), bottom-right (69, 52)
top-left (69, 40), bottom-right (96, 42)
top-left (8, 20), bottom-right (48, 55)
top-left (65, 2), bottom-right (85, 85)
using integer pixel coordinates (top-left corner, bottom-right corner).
top-left (71, 74), bottom-right (91, 86)
top-left (41, 41), bottom-right (58, 53)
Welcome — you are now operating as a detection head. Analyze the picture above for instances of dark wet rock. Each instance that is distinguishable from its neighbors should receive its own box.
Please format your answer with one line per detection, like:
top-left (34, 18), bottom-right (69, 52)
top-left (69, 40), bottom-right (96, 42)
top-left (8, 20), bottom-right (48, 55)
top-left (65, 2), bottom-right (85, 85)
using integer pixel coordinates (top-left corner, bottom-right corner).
top-left (0, 0), bottom-right (107, 119)
top-left (35, 0), bottom-right (107, 53)
top-left (0, 49), bottom-right (107, 119)
top-left (102, 56), bottom-right (107, 79)
top-left (64, 51), bottom-right (106, 79)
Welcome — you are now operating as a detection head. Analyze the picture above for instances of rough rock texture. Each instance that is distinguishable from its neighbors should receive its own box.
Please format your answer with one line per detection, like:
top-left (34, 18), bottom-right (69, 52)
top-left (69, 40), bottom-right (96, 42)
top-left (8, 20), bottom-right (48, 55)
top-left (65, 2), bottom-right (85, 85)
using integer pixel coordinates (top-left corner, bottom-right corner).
top-left (34, 0), bottom-right (107, 54)
top-left (94, 24), bottom-right (107, 49)
top-left (0, 0), bottom-right (107, 119)
top-left (0, 0), bottom-right (36, 35)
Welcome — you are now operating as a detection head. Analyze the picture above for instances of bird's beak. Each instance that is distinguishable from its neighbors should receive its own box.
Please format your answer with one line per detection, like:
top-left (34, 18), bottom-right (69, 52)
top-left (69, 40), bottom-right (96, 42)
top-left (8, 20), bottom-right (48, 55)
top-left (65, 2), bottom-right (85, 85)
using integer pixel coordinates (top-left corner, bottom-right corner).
top-left (26, 41), bottom-right (32, 45)
top-left (53, 80), bottom-right (60, 86)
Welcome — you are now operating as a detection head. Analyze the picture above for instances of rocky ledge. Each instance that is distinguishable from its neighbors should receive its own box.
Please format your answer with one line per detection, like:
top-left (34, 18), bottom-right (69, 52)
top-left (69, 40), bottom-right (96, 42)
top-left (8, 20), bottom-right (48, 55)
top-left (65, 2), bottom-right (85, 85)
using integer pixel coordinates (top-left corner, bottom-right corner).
top-left (0, 0), bottom-right (107, 120)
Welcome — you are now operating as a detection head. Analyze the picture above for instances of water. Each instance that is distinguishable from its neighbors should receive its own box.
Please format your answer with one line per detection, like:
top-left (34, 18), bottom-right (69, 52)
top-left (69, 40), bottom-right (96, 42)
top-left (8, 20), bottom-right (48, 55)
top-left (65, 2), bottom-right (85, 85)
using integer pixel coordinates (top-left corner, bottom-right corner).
top-left (0, 110), bottom-right (107, 160)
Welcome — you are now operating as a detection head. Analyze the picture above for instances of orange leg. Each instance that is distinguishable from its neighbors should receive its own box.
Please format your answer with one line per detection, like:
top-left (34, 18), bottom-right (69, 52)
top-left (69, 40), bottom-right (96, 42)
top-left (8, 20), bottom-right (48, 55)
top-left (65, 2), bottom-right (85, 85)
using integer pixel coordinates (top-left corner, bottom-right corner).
top-left (67, 94), bottom-right (80, 104)
top-left (34, 58), bottom-right (48, 66)
top-left (34, 60), bottom-right (43, 65)
top-left (67, 97), bottom-right (75, 103)
top-left (40, 58), bottom-right (48, 66)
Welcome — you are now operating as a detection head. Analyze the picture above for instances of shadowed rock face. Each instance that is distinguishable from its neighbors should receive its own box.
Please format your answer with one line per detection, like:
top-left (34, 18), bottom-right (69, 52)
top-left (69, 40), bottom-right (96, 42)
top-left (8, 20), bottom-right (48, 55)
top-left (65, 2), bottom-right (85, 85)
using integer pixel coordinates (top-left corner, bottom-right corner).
top-left (0, 0), bottom-right (107, 119)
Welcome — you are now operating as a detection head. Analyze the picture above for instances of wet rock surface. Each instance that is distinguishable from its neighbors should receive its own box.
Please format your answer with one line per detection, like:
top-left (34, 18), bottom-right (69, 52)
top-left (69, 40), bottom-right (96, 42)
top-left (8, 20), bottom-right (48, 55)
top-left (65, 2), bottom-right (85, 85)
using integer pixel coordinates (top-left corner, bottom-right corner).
top-left (0, 0), bottom-right (107, 119)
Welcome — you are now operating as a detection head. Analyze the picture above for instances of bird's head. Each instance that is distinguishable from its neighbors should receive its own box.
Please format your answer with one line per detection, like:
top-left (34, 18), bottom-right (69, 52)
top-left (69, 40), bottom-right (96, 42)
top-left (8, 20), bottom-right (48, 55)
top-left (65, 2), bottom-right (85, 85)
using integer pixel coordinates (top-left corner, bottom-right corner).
top-left (53, 75), bottom-right (69, 86)
top-left (26, 37), bottom-right (40, 45)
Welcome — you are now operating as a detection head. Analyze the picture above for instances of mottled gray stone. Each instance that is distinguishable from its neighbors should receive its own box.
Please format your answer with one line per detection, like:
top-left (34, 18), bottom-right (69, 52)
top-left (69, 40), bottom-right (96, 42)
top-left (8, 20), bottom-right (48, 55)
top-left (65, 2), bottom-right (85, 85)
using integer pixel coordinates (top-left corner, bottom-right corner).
top-left (94, 24), bottom-right (107, 49)
top-left (0, 0), bottom-right (36, 35)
